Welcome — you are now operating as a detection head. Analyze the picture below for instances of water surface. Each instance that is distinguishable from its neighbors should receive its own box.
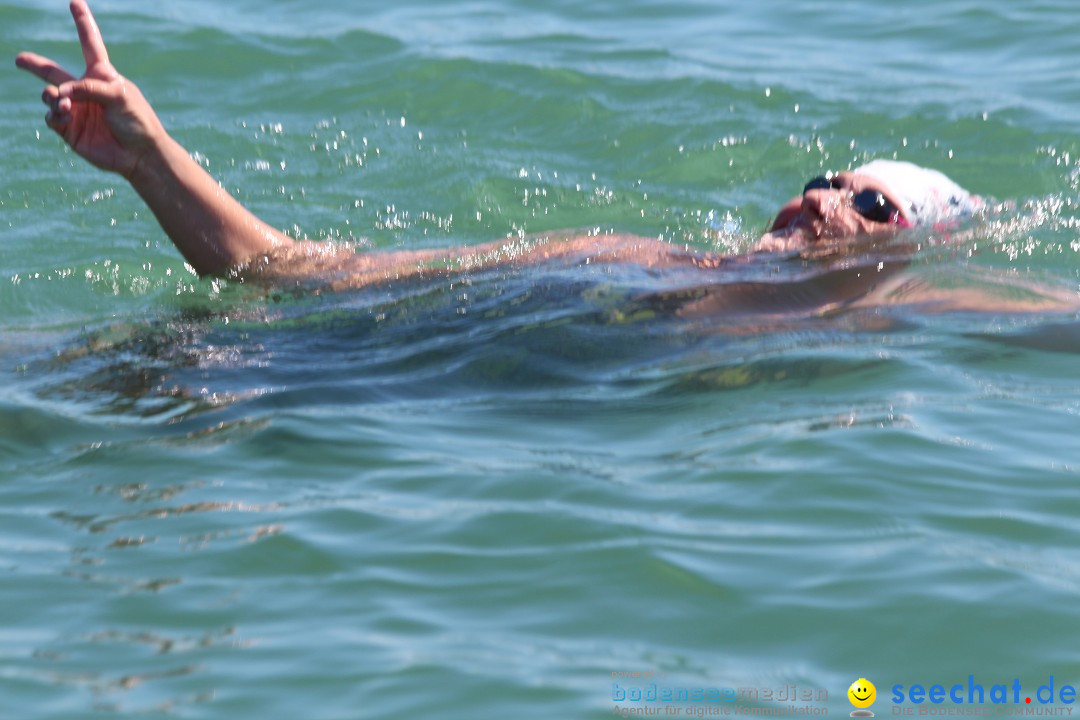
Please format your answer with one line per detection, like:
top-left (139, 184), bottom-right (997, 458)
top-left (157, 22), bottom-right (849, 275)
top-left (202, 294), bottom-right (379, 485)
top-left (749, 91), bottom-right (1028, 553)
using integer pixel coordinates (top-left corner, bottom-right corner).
top-left (2, 0), bottom-right (1079, 717)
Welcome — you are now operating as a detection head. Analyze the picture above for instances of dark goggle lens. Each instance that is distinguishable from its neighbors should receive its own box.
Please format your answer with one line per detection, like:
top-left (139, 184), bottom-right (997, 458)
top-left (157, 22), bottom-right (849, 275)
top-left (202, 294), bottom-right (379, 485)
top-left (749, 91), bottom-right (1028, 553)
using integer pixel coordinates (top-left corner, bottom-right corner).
top-left (802, 176), bottom-right (836, 194)
top-left (851, 190), bottom-right (900, 223)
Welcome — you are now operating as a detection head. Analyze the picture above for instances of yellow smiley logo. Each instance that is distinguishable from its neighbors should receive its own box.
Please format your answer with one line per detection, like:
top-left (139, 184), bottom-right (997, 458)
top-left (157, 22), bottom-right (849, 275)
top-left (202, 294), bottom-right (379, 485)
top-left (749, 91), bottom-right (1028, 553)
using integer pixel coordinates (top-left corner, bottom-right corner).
top-left (848, 678), bottom-right (877, 711)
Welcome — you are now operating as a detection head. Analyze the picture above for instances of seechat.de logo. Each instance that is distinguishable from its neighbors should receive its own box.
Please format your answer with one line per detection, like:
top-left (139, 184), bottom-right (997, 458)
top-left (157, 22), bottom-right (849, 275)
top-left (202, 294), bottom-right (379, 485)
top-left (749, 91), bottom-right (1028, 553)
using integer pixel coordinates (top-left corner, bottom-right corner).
top-left (849, 678), bottom-right (877, 717)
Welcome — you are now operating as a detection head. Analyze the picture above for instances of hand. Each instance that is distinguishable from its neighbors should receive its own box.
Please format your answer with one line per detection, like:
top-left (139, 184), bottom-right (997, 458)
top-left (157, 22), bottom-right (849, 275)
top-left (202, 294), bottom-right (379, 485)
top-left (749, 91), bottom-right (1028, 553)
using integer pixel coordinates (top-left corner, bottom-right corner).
top-left (15, 0), bottom-right (166, 179)
top-left (751, 229), bottom-right (809, 254)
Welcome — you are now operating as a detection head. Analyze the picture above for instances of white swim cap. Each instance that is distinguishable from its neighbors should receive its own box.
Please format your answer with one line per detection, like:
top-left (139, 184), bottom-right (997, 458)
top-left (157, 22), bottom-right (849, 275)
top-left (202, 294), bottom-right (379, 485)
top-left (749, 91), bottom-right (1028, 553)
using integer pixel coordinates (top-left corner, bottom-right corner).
top-left (853, 160), bottom-right (983, 226)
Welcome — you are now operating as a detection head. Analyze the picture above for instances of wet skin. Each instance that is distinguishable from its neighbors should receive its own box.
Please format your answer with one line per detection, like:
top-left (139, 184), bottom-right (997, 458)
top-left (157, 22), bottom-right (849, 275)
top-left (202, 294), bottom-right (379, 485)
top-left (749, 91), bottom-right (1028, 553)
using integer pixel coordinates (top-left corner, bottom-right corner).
top-left (753, 171), bottom-right (911, 253)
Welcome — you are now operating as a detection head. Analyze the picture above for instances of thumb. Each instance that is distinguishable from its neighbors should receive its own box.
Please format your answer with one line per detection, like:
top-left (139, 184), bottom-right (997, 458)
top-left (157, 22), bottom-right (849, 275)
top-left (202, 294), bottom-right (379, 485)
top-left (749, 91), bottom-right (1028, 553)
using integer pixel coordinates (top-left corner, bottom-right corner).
top-left (58, 77), bottom-right (123, 105)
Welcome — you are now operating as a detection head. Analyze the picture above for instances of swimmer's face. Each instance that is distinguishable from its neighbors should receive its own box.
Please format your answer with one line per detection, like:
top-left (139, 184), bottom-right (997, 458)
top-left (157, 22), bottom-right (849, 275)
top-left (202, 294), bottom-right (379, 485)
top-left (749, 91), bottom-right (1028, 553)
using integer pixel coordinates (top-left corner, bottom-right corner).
top-left (754, 172), bottom-right (910, 252)
top-left (797, 171), bottom-right (908, 239)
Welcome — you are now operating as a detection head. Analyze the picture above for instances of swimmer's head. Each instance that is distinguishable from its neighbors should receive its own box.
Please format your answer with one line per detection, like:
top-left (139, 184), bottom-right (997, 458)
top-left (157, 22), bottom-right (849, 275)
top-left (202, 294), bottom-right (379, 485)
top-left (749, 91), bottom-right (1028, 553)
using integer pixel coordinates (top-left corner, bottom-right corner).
top-left (752, 169), bottom-right (911, 252)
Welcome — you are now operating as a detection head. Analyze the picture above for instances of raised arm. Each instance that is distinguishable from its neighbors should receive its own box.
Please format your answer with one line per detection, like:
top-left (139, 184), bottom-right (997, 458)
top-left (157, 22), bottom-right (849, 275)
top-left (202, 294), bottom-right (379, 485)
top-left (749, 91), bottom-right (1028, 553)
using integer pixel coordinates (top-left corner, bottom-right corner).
top-left (16, 0), bottom-right (294, 276)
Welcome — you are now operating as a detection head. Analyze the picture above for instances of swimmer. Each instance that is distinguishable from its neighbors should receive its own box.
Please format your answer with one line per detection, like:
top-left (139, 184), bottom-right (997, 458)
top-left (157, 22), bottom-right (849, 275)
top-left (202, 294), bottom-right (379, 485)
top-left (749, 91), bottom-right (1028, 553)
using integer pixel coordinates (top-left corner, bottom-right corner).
top-left (14, 2), bottom-right (1076, 313)
top-left (754, 161), bottom-right (983, 253)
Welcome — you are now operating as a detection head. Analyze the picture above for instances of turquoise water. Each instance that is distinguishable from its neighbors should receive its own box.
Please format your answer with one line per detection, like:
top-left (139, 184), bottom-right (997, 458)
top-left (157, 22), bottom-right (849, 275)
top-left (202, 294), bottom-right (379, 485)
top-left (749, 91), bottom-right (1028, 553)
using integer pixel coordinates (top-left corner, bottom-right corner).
top-left (2, 0), bottom-right (1080, 717)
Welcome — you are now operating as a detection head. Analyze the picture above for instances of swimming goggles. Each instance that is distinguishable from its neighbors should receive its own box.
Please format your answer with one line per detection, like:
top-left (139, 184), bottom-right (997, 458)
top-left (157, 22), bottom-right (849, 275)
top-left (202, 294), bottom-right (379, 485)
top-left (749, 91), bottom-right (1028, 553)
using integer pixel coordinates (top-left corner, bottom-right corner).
top-left (802, 176), bottom-right (906, 224)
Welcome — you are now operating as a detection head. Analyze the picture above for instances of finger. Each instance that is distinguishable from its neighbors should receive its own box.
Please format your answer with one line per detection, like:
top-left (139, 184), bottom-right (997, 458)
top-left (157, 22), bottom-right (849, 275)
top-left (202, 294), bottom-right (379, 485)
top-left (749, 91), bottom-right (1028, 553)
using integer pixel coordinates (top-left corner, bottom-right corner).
top-left (15, 51), bottom-right (77, 85)
top-left (46, 109), bottom-right (70, 132)
top-left (42, 85), bottom-right (60, 110)
top-left (58, 77), bottom-right (122, 106)
top-left (70, 0), bottom-right (111, 70)
top-left (43, 86), bottom-right (72, 115)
